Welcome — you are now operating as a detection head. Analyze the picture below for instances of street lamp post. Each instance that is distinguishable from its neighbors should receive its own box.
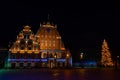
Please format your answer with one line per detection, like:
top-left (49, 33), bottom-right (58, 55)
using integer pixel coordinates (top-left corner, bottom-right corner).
top-left (117, 56), bottom-right (119, 68)
top-left (80, 53), bottom-right (84, 68)
top-left (54, 54), bottom-right (57, 68)
top-left (66, 54), bottom-right (69, 68)
top-left (80, 53), bottom-right (83, 60)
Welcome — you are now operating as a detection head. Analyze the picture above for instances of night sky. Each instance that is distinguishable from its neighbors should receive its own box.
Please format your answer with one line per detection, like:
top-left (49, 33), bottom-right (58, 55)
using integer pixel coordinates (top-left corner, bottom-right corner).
top-left (0, 0), bottom-right (119, 62)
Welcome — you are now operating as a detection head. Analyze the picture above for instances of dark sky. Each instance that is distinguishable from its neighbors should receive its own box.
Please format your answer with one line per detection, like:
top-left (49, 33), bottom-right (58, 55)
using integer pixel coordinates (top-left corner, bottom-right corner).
top-left (0, 0), bottom-right (119, 61)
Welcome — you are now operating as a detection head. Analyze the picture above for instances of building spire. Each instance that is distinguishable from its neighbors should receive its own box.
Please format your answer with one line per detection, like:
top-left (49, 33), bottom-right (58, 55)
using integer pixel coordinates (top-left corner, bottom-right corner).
top-left (46, 14), bottom-right (50, 24)
top-left (48, 14), bottom-right (50, 21)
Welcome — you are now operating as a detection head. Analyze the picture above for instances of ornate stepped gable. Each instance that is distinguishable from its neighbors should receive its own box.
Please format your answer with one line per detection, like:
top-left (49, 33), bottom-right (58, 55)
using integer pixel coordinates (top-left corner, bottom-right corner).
top-left (36, 22), bottom-right (65, 50)
top-left (9, 25), bottom-right (40, 54)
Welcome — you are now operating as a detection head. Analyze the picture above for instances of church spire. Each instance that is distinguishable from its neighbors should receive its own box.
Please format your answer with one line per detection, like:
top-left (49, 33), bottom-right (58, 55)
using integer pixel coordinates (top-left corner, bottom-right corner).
top-left (40, 14), bottom-right (55, 28)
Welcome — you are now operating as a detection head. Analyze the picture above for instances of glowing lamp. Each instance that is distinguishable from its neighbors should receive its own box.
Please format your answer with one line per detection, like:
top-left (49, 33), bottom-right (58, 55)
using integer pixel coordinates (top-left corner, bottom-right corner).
top-left (67, 54), bottom-right (69, 57)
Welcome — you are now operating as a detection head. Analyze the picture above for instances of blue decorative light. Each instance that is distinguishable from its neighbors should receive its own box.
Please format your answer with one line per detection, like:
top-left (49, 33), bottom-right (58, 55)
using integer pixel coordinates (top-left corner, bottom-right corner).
top-left (41, 59), bottom-right (47, 62)
top-left (8, 59), bottom-right (41, 62)
top-left (56, 59), bottom-right (66, 62)
top-left (8, 58), bottom-right (66, 62)
top-left (48, 58), bottom-right (54, 60)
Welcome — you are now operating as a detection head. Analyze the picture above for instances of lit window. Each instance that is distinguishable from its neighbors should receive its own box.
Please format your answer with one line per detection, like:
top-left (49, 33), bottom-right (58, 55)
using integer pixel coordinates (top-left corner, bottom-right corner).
top-left (49, 35), bottom-right (51, 38)
top-left (53, 36), bottom-right (55, 38)
top-left (41, 43), bottom-right (43, 46)
top-left (45, 35), bottom-right (47, 38)
top-left (43, 53), bottom-right (47, 58)
top-left (42, 40), bottom-right (44, 43)
top-left (45, 40), bottom-right (47, 46)
top-left (57, 53), bottom-right (61, 58)
top-left (41, 35), bottom-right (44, 38)
top-left (53, 40), bottom-right (55, 47)
top-left (53, 44), bottom-right (55, 47)
top-left (53, 40), bottom-right (55, 43)
top-left (49, 43), bottom-right (51, 47)
top-left (41, 53), bottom-right (44, 58)
top-left (49, 41), bottom-right (51, 46)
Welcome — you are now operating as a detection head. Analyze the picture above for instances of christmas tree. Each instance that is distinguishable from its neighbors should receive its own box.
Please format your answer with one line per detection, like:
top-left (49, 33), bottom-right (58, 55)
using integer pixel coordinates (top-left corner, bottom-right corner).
top-left (101, 39), bottom-right (114, 67)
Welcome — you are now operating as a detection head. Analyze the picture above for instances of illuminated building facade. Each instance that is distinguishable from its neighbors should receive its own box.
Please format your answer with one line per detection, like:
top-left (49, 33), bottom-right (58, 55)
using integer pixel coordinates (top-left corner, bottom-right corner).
top-left (7, 26), bottom-right (40, 68)
top-left (36, 21), bottom-right (72, 68)
top-left (6, 21), bottom-right (72, 68)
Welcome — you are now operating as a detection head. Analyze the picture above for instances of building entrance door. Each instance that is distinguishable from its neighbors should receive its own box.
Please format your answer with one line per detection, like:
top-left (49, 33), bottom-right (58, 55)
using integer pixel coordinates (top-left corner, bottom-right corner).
top-left (19, 63), bottom-right (24, 68)
top-left (11, 63), bottom-right (16, 68)
top-left (49, 60), bottom-right (54, 68)
top-left (27, 63), bottom-right (31, 68)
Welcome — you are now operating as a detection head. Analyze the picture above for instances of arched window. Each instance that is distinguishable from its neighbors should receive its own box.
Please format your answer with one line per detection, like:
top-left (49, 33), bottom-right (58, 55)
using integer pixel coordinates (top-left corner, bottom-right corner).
top-left (43, 53), bottom-right (47, 58)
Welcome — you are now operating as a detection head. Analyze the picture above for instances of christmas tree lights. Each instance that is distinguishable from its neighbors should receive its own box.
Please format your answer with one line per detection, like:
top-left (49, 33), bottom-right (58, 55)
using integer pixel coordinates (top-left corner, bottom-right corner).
top-left (101, 39), bottom-right (114, 67)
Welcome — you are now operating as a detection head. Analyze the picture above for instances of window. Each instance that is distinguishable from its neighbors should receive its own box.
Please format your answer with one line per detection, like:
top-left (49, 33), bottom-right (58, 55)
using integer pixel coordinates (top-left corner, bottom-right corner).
top-left (49, 41), bottom-right (51, 47)
top-left (28, 40), bottom-right (33, 45)
top-left (35, 54), bottom-right (39, 59)
top-left (53, 41), bottom-right (55, 47)
top-left (20, 40), bottom-right (25, 50)
top-left (43, 53), bottom-right (47, 58)
top-left (49, 35), bottom-right (51, 38)
top-left (45, 35), bottom-right (47, 38)
top-left (41, 43), bottom-right (43, 46)
top-left (21, 45), bottom-right (25, 50)
top-left (12, 54), bottom-right (16, 59)
top-left (45, 40), bottom-right (47, 46)
top-left (28, 54), bottom-right (31, 58)
top-left (57, 53), bottom-right (61, 58)
top-left (49, 43), bottom-right (51, 47)
top-left (53, 36), bottom-right (55, 38)
top-left (53, 40), bottom-right (55, 43)
top-left (53, 44), bottom-right (55, 47)
top-left (20, 54), bottom-right (24, 59)
top-left (41, 35), bottom-right (44, 38)
top-left (42, 40), bottom-right (44, 43)
top-left (28, 46), bottom-right (32, 50)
